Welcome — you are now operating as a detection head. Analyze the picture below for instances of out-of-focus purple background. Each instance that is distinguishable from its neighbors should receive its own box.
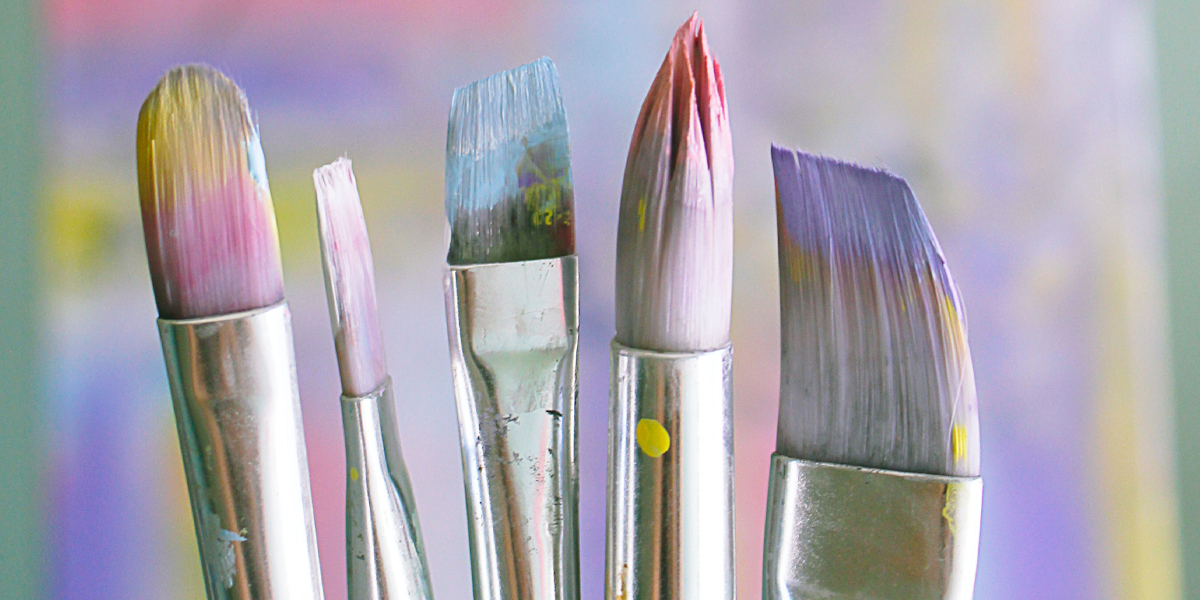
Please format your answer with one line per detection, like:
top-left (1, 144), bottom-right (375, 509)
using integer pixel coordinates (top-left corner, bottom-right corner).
top-left (43, 1), bottom-right (1179, 599)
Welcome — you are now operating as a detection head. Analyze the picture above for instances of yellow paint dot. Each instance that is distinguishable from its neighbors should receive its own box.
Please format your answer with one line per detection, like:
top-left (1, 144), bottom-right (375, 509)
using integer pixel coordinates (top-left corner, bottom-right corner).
top-left (636, 419), bottom-right (670, 458)
top-left (951, 425), bottom-right (968, 461)
top-left (637, 198), bottom-right (646, 232)
top-left (350, 467), bottom-right (360, 481)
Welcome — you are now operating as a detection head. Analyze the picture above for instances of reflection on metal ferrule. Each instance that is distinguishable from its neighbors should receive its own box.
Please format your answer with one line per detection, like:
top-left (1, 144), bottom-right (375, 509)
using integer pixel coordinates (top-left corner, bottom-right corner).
top-left (158, 302), bottom-right (324, 600)
top-left (343, 379), bottom-right (436, 600)
top-left (762, 454), bottom-right (982, 600)
top-left (606, 342), bottom-right (735, 600)
top-left (444, 256), bottom-right (580, 600)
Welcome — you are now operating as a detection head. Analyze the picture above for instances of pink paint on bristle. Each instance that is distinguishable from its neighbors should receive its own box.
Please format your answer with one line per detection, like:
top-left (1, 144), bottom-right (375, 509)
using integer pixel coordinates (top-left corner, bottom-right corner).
top-left (615, 12), bottom-right (734, 353)
top-left (137, 65), bottom-right (284, 320)
top-left (314, 157), bottom-right (389, 398)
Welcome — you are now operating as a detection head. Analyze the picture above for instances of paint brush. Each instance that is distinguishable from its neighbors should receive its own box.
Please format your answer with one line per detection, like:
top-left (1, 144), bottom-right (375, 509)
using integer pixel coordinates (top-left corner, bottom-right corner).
top-left (315, 157), bottom-right (435, 600)
top-left (442, 58), bottom-right (580, 600)
top-left (763, 147), bottom-right (982, 599)
top-left (137, 64), bottom-right (324, 600)
top-left (606, 12), bottom-right (735, 600)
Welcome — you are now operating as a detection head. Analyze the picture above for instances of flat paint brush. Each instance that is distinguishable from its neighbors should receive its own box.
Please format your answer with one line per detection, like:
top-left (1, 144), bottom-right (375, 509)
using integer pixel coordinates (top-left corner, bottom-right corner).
top-left (315, 158), bottom-right (435, 600)
top-left (138, 64), bottom-right (324, 600)
top-left (762, 146), bottom-right (982, 599)
top-left (607, 13), bottom-right (736, 600)
top-left (442, 58), bottom-right (580, 600)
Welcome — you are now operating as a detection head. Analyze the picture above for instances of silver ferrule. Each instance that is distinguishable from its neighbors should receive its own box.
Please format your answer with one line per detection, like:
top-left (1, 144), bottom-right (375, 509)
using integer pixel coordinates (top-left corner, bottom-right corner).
top-left (606, 342), bottom-right (735, 600)
top-left (342, 378), bottom-right (436, 600)
top-left (762, 454), bottom-right (982, 600)
top-left (157, 302), bottom-right (324, 600)
top-left (444, 256), bottom-right (580, 600)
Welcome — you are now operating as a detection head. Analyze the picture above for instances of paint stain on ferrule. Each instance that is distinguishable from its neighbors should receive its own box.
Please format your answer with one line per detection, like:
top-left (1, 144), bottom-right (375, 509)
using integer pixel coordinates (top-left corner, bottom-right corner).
top-left (350, 467), bottom-right (360, 481)
top-left (636, 418), bottom-right (670, 457)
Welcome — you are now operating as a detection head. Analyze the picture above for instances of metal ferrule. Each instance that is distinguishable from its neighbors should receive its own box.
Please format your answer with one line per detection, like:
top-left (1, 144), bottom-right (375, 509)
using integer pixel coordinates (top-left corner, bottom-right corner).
top-left (342, 378), bottom-right (436, 600)
top-left (606, 342), bottom-right (735, 600)
top-left (444, 256), bottom-right (580, 600)
top-left (157, 302), bottom-right (324, 600)
top-left (762, 454), bottom-right (982, 600)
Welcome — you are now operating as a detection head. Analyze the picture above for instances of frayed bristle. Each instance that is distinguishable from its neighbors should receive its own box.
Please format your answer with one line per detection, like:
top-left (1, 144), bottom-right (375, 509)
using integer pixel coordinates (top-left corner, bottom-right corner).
top-left (772, 146), bottom-right (979, 477)
top-left (137, 64), bottom-right (283, 319)
top-left (614, 12), bottom-right (733, 352)
top-left (445, 57), bottom-right (575, 265)
top-left (315, 157), bottom-right (388, 398)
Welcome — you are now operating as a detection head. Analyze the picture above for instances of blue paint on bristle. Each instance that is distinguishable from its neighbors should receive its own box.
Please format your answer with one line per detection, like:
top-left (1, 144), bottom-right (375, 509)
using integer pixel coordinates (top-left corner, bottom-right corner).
top-left (445, 58), bottom-right (575, 265)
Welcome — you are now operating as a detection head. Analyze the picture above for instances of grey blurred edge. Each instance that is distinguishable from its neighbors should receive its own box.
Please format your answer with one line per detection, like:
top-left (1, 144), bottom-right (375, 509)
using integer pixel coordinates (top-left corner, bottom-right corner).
top-left (1158, 0), bottom-right (1200, 596)
top-left (0, 0), bottom-right (41, 597)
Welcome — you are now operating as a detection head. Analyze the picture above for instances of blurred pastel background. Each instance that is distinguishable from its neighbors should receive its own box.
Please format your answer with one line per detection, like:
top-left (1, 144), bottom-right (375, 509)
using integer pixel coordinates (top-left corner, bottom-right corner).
top-left (2, 0), bottom-right (1199, 599)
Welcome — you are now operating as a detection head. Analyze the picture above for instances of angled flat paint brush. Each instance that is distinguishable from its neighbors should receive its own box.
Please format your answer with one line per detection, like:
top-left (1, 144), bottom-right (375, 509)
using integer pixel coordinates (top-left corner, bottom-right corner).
top-left (442, 58), bottom-right (580, 600)
top-left (137, 64), bottom-right (324, 600)
top-left (315, 158), bottom-right (435, 600)
top-left (606, 12), bottom-right (736, 600)
top-left (763, 146), bottom-right (982, 599)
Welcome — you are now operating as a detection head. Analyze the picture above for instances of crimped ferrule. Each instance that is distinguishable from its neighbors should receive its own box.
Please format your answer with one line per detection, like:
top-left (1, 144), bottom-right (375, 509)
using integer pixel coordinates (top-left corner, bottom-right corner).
top-left (444, 256), bottom-right (580, 600)
top-left (606, 342), bottom-right (735, 600)
top-left (342, 378), bottom-right (435, 600)
top-left (762, 454), bottom-right (982, 600)
top-left (157, 302), bottom-right (323, 600)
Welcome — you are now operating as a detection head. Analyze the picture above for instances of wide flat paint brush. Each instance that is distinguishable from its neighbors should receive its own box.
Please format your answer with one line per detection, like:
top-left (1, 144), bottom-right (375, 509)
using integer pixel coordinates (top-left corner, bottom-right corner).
top-left (137, 64), bottom-right (324, 600)
top-left (315, 157), bottom-right (435, 600)
top-left (763, 146), bottom-right (982, 599)
top-left (606, 12), bottom-right (736, 600)
top-left (442, 57), bottom-right (580, 600)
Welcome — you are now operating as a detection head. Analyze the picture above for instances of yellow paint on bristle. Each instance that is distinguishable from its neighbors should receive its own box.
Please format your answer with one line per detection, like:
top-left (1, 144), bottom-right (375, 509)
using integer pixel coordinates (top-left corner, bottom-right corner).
top-left (951, 424), bottom-right (968, 461)
top-left (350, 467), bottom-right (360, 481)
top-left (637, 197), bottom-right (647, 232)
top-left (636, 418), bottom-right (670, 457)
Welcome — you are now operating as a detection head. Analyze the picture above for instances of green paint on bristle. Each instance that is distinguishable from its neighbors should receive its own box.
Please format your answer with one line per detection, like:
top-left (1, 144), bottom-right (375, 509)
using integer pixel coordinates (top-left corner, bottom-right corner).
top-left (446, 137), bottom-right (574, 265)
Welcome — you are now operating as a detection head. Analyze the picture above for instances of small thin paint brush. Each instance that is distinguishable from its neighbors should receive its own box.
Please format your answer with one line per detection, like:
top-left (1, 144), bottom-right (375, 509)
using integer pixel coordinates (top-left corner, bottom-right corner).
top-left (607, 13), bottom-right (736, 600)
top-left (762, 146), bottom-right (982, 599)
top-left (137, 64), bottom-right (323, 599)
top-left (315, 158), bottom-right (435, 600)
top-left (442, 58), bottom-right (580, 600)
top-left (315, 158), bottom-right (388, 397)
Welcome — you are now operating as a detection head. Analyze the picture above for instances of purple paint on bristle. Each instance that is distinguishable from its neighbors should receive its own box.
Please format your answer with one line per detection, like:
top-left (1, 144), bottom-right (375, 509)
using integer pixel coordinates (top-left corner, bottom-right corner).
top-left (136, 65), bottom-right (284, 320)
top-left (771, 145), bottom-right (979, 477)
top-left (314, 157), bottom-right (389, 398)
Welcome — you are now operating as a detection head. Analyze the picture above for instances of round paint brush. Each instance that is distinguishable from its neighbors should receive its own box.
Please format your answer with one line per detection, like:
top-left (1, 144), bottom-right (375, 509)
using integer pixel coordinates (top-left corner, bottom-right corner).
top-left (315, 158), bottom-right (435, 600)
top-left (607, 13), bottom-right (735, 600)
top-left (763, 147), bottom-right (982, 599)
top-left (137, 65), bottom-right (324, 600)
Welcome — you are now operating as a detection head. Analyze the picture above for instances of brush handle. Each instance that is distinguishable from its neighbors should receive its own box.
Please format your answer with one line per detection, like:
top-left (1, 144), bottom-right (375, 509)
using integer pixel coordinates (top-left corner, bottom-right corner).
top-left (158, 303), bottom-right (324, 600)
top-left (605, 343), bottom-right (735, 600)
top-left (444, 256), bottom-right (580, 600)
top-left (343, 379), bottom-right (436, 600)
top-left (762, 455), bottom-right (982, 600)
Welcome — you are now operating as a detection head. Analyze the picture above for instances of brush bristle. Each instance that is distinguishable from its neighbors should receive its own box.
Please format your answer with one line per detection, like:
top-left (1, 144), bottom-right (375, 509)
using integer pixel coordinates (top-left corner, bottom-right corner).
top-left (445, 57), bottom-right (575, 265)
top-left (614, 12), bottom-right (733, 353)
top-left (137, 64), bottom-right (283, 319)
top-left (314, 158), bottom-right (389, 398)
top-left (772, 146), bottom-right (979, 477)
